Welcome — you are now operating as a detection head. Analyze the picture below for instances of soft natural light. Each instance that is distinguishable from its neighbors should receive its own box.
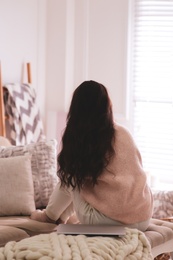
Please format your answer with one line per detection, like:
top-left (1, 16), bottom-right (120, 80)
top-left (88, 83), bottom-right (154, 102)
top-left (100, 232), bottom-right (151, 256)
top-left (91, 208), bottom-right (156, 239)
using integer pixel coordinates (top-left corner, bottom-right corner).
top-left (131, 0), bottom-right (173, 189)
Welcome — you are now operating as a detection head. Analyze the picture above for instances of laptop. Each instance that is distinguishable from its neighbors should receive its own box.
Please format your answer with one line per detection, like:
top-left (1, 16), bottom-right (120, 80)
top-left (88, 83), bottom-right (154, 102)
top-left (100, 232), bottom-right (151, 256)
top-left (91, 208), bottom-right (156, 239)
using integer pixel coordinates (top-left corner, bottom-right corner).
top-left (57, 224), bottom-right (126, 237)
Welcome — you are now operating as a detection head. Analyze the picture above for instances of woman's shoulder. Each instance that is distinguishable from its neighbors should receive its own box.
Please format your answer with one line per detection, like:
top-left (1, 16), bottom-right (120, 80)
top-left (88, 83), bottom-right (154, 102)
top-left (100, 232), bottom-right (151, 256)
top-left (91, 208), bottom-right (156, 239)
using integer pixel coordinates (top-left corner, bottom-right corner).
top-left (114, 122), bottom-right (142, 161)
top-left (114, 123), bottom-right (134, 140)
top-left (114, 123), bottom-right (140, 151)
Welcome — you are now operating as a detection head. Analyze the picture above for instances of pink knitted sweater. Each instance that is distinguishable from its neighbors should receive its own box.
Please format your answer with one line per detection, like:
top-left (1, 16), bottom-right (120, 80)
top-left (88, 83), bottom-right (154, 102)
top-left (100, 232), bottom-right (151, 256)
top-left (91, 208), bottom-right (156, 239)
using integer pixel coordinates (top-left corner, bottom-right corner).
top-left (81, 124), bottom-right (153, 225)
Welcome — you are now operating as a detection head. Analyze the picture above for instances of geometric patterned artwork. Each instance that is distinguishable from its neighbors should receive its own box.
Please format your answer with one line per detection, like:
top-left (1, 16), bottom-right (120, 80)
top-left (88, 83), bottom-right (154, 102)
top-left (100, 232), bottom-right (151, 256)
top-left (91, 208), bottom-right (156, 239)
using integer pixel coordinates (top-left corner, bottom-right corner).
top-left (3, 83), bottom-right (45, 145)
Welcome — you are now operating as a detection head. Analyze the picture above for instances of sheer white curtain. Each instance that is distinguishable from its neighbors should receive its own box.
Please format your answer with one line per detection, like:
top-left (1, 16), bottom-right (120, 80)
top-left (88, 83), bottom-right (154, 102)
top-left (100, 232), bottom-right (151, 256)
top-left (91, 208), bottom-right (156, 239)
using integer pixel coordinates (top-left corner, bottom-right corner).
top-left (130, 0), bottom-right (173, 188)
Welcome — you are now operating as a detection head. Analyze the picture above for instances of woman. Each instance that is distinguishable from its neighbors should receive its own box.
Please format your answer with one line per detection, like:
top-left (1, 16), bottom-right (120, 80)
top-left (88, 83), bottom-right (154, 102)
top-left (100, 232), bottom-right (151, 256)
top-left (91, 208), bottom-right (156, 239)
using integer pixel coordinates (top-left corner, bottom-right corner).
top-left (31, 80), bottom-right (153, 231)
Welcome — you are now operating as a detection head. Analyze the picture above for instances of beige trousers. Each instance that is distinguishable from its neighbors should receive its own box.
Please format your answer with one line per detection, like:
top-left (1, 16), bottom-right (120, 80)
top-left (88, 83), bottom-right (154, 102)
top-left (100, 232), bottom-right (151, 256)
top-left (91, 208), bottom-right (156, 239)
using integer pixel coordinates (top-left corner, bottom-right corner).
top-left (46, 182), bottom-right (150, 232)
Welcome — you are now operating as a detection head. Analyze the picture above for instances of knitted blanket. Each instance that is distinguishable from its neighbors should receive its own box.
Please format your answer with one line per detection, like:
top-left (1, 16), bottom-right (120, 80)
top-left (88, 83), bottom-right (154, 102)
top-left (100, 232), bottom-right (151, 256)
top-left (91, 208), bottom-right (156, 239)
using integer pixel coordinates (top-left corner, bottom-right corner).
top-left (0, 228), bottom-right (153, 260)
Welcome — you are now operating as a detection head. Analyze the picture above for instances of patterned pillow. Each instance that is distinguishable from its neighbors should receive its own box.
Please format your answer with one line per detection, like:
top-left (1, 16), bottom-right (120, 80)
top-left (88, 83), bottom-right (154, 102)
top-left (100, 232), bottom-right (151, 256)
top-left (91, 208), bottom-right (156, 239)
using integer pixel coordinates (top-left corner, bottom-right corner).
top-left (0, 139), bottom-right (58, 208)
top-left (152, 190), bottom-right (173, 219)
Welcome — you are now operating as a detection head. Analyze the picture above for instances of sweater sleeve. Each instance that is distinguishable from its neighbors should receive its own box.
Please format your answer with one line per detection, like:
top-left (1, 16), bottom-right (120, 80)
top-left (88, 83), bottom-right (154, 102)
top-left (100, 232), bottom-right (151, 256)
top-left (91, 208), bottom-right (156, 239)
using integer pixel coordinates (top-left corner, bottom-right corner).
top-left (46, 182), bottom-right (74, 221)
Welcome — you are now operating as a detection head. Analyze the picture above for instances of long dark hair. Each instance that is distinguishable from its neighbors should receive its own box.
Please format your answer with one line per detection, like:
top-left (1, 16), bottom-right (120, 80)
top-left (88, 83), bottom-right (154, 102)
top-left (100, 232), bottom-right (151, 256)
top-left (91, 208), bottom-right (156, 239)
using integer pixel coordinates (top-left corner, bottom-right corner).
top-left (57, 80), bottom-right (115, 189)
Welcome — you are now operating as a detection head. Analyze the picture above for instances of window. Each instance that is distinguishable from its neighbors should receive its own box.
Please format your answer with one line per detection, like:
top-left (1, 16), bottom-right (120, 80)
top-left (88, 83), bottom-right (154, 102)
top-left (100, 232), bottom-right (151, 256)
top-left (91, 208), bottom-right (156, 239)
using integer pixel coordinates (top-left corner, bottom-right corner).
top-left (130, 0), bottom-right (173, 188)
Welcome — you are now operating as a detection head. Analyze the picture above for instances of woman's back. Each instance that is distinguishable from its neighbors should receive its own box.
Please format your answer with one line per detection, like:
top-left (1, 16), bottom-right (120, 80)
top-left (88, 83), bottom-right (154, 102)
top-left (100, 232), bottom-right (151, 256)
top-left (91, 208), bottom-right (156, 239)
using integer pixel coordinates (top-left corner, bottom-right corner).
top-left (81, 123), bottom-right (153, 225)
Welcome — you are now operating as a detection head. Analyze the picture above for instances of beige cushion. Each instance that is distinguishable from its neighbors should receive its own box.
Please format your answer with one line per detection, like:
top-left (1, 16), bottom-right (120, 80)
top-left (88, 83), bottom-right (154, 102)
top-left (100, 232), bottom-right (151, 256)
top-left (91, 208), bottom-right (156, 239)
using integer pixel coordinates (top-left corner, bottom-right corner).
top-left (0, 137), bottom-right (11, 146)
top-left (0, 216), bottom-right (57, 236)
top-left (144, 218), bottom-right (173, 257)
top-left (0, 140), bottom-right (58, 208)
top-left (0, 216), bottom-right (57, 247)
top-left (145, 218), bottom-right (173, 248)
top-left (0, 226), bottom-right (29, 247)
top-left (0, 155), bottom-right (35, 216)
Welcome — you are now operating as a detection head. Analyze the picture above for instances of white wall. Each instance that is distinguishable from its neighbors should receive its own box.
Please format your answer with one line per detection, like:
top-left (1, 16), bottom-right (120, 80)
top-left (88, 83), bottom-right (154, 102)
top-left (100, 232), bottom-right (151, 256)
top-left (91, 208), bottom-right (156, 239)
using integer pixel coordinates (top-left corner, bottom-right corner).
top-left (0, 0), bottom-right (129, 143)
top-left (0, 0), bottom-right (47, 124)
top-left (46, 0), bottom-right (129, 143)
top-left (86, 0), bottom-right (129, 122)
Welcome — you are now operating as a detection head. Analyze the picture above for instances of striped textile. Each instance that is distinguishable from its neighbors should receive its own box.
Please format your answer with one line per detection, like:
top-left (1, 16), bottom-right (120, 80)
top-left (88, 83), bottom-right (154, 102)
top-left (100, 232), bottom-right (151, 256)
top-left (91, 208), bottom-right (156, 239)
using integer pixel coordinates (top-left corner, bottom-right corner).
top-left (3, 83), bottom-right (45, 145)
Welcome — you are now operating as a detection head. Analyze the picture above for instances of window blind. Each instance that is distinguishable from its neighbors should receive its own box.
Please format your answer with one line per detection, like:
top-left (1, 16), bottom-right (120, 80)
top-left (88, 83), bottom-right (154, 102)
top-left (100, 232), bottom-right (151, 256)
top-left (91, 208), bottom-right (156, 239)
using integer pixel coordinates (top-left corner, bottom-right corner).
top-left (131, 0), bottom-right (173, 185)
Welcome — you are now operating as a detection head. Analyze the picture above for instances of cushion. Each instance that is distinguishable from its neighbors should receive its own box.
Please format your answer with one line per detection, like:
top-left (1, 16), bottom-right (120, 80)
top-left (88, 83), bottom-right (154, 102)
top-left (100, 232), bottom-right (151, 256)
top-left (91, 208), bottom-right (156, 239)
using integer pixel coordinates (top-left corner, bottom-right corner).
top-left (0, 226), bottom-right (29, 247)
top-left (152, 190), bottom-right (173, 219)
top-left (0, 139), bottom-right (58, 208)
top-left (0, 155), bottom-right (35, 216)
top-left (144, 218), bottom-right (173, 258)
top-left (0, 216), bottom-right (58, 236)
top-left (0, 137), bottom-right (11, 146)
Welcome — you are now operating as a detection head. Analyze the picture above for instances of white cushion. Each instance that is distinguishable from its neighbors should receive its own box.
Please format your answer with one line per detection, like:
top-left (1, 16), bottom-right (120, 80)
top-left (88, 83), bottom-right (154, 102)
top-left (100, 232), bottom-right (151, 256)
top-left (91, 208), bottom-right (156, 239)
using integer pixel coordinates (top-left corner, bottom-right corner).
top-left (0, 140), bottom-right (58, 208)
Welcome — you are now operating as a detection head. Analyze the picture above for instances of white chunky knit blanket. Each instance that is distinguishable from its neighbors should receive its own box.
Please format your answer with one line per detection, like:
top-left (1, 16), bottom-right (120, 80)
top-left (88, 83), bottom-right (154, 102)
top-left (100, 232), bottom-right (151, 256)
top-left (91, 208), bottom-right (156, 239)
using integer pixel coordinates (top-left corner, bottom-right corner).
top-left (0, 228), bottom-right (153, 260)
